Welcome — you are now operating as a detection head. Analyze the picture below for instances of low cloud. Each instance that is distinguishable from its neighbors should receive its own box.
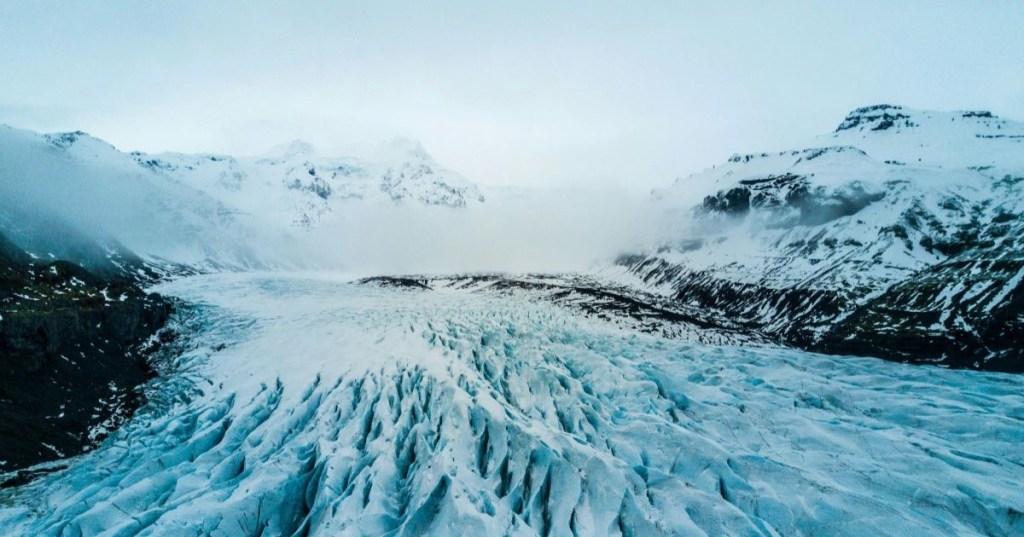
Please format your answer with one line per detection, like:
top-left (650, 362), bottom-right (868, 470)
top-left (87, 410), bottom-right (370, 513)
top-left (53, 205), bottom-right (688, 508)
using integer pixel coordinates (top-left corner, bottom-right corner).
top-left (304, 187), bottom-right (667, 276)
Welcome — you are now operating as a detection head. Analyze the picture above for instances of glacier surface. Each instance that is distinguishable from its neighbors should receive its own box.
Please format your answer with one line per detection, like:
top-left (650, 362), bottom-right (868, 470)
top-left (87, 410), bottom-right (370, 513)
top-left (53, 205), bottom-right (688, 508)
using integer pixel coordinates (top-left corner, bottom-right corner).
top-left (1, 273), bottom-right (1022, 536)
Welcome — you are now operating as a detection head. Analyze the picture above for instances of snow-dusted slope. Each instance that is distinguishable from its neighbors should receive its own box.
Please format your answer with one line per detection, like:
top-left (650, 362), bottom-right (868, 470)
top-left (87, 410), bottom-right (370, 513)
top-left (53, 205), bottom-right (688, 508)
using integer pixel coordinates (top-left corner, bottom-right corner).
top-left (132, 138), bottom-right (485, 229)
top-left (1, 273), bottom-right (1022, 536)
top-left (1, 125), bottom-right (485, 276)
top-left (621, 105), bottom-right (1024, 371)
top-left (0, 126), bottom-right (288, 275)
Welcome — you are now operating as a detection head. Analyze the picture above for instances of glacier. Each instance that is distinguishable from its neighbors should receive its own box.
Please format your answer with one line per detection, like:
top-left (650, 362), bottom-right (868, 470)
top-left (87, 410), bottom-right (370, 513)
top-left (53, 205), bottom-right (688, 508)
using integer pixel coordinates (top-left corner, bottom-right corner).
top-left (1, 273), bottom-right (1021, 536)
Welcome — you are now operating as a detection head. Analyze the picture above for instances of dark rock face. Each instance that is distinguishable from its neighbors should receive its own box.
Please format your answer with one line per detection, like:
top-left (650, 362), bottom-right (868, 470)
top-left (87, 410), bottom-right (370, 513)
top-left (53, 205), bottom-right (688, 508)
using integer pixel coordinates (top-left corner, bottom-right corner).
top-left (288, 174), bottom-right (332, 200)
top-left (702, 187), bottom-right (751, 215)
top-left (42, 131), bottom-right (89, 149)
top-left (616, 234), bottom-right (1024, 373)
top-left (835, 104), bottom-right (917, 132)
top-left (700, 172), bottom-right (885, 227)
top-left (0, 234), bottom-right (171, 475)
top-left (357, 276), bottom-right (433, 290)
top-left (820, 253), bottom-right (1024, 372)
top-left (616, 254), bottom-right (850, 346)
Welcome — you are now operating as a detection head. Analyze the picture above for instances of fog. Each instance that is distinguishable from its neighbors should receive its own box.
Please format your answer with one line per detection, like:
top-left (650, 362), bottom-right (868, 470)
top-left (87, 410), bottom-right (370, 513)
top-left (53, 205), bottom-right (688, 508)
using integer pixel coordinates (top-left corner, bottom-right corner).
top-left (305, 188), bottom-right (672, 276)
top-left (0, 126), bottom-right (685, 276)
top-left (0, 128), bottom-right (298, 271)
top-left (0, 131), bottom-right (181, 259)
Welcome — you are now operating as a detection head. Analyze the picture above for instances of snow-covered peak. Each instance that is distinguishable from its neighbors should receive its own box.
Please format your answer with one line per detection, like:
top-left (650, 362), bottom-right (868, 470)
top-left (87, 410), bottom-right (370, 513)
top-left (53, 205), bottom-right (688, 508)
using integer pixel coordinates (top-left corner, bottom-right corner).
top-left (823, 104), bottom-right (1024, 171)
top-left (375, 136), bottom-right (431, 162)
top-left (833, 103), bottom-right (916, 132)
top-left (0, 125), bottom-right (286, 272)
top-left (649, 104), bottom-right (1022, 290)
top-left (132, 135), bottom-right (485, 229)
top-left (832, 104), bottom-right (1004, 134)
top-left (263, 137), bottom-right (433, 168)
top-left (660, 104), bottom-right (1024, 204)
top-left (37, 129), bottom-right (137, 169)
top-left (266, 139), bottom-right (317, 160)
top-left (632, 105), bottom-right (1024, 369)
top-left (40, 129), bottom-right (130, 154)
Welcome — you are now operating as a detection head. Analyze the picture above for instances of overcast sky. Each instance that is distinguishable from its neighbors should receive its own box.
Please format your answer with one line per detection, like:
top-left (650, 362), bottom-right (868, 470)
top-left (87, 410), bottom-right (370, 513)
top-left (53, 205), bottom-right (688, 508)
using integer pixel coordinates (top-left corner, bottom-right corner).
top-left (2, 1), bottom-right (1022, 192)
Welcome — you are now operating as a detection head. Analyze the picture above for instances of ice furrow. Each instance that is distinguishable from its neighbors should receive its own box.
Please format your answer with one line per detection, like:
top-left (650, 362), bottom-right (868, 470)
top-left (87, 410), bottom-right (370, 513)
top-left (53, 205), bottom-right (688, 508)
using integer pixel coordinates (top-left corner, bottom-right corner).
top-left (0, 274), bottom-right (1022, 536)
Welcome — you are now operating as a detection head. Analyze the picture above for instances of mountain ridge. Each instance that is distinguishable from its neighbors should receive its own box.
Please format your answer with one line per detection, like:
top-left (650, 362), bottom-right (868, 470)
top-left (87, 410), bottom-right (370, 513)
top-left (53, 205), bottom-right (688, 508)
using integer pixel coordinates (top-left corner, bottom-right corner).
top-left (0, 124), bottom-right (486, 277)
top-left (621, 104), bottom-right (1024, 371)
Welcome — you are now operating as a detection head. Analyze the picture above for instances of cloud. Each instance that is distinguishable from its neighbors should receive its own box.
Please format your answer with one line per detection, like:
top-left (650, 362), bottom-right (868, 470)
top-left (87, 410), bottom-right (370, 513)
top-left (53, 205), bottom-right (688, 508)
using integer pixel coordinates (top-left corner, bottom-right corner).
top-left (304, 187), bottom-right (667, 275)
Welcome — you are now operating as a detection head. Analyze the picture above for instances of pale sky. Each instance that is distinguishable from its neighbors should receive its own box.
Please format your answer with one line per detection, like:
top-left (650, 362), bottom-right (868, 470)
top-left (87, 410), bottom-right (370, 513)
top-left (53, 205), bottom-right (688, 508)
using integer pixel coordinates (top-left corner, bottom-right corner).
top-left (2, 1), bottom-right (1022, 192)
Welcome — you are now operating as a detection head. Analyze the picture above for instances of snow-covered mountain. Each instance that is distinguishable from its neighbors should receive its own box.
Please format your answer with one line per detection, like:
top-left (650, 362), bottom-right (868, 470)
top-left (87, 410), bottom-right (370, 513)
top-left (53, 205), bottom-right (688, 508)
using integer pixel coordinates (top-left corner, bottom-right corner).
top-left (131, 137), bottom-right (485, 229)
top-left (2, 108), bottom-right (1024, 536)
top-left (0, 126), bottom-right (284, 275)
top-left (0, 126), bottom-right (485, 275)
top-left (614, 105), bottom-right (1024, 371)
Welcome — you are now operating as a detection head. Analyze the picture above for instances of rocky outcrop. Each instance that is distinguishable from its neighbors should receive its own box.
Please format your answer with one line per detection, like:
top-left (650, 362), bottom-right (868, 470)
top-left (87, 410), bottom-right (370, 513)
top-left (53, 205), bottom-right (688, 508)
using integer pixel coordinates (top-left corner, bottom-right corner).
top-left (0, 235), bottom-right (171, 476)
top-left (835, 104), bottom-right (917, 132)
top-left (617, 250), bottom-right (1024, 372)
top-left (820, 247), bottom-right (1024, 371)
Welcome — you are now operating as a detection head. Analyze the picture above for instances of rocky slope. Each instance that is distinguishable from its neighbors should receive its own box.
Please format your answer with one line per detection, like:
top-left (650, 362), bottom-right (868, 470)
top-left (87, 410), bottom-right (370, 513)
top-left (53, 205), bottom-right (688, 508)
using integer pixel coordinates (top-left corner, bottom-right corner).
top-left (0, 232), bottom-right (171, 477)
top-left (616, 105), bottom-right (1024, 371)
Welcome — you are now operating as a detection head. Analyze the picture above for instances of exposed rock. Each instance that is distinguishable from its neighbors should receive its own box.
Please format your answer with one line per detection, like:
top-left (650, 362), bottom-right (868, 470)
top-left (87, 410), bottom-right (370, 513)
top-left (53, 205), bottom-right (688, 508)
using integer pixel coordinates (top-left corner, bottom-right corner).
top-left (0, 232), bottom-right (171, 475)
top-left (835, 104), bottom-right (917, 132)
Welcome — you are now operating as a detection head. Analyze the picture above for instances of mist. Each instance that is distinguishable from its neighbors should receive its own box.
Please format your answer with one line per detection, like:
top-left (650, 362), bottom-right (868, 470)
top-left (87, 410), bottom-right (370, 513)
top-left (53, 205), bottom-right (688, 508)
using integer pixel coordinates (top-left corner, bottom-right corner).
top-left (305, 188), bottom-right (669, 276)
top-left (0, 125), bottom-right (679, 276)
top-left (0, 127), bottom-right (300, 271)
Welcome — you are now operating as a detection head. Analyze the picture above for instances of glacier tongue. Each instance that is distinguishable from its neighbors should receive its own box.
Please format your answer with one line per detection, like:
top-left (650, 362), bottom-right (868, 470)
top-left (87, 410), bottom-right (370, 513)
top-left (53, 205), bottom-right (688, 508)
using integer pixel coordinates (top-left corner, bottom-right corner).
top-left (2, 273), bottom-right (1023, 536)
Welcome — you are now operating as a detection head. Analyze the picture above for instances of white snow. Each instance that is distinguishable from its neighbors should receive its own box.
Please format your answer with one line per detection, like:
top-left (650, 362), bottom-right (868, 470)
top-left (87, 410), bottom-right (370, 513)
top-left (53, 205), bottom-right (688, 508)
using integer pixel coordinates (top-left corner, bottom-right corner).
top-left (134, 138), bottom-right (484, 231)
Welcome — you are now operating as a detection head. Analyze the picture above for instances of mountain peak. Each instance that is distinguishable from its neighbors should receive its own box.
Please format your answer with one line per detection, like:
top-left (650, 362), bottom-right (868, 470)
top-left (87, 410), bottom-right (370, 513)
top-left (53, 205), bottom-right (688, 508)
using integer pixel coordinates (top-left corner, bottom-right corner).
top-left (41, 130), bottom-right (123, 153)
top-left (43, 130), bottom-right (90, 148)
top-left (382, 137), bottom-right (430, 161)
top-left (833, 104), bottom-right (1009, 136)
top-left (268, 139), bottom-right (316, 159)
top-left (834, 104), bottom-right (917, 133)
